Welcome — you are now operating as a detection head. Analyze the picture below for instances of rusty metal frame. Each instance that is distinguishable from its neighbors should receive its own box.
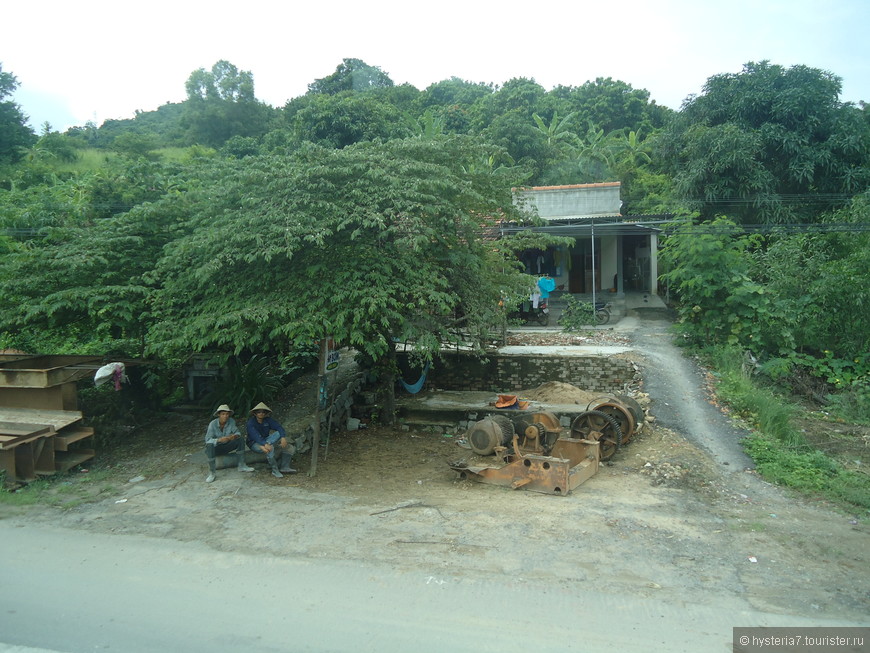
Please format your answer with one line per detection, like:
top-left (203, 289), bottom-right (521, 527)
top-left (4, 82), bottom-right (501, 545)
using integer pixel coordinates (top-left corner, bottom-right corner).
top-left (450, 435), bottom-right (600, 496)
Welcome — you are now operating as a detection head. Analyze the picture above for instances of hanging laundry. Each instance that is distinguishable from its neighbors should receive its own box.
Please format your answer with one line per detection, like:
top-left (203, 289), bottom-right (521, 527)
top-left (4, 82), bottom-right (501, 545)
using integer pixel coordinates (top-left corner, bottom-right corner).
top-left (537, 276), bottom-right (556, 299)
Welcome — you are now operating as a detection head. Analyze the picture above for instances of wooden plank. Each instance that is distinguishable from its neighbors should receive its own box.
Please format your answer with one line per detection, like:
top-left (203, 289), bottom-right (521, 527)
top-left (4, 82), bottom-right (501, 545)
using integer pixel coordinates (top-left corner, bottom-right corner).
top-left (55, 449), bottom-right (94, 473)
top-left (0, 422), bottom-right (53, 438)
top-left (34, 436), bottom-right (55, 475)
top-left (54, 427), bottom-right (94, 451)
top-left (0, 355), bottom-right (101, 388)
top-left (0, 449), bottom-right (16, 485)
top-left (0, 432), bottom-right (54, 450)
top-left (0, 408), bottom-right (81, 431)
top-left (13, 442), bottom-right (37, 481)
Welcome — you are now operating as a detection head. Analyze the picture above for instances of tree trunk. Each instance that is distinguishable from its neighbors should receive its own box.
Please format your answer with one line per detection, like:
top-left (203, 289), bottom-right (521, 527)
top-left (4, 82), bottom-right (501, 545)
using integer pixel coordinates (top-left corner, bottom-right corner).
top-left (379, 341), bottom-right (397, 426)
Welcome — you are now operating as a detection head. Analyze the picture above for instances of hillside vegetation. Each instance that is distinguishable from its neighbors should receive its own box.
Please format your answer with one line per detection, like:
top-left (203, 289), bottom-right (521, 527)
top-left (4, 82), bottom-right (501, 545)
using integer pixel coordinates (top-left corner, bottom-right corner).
top-left (1, 58), bottom-right (868, 509)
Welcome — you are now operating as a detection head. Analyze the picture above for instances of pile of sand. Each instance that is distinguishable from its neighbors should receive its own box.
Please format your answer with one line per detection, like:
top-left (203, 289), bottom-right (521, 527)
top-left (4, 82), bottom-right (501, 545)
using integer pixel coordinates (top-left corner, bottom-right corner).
top-left (519, 381), bottom-right (603, 406)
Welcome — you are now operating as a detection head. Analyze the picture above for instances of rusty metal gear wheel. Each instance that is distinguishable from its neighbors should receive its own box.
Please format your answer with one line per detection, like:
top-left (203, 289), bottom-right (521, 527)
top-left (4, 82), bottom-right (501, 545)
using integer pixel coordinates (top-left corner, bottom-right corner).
top-left (587, 401), bottom-right (636, 446)
top-left (616, 395), bottom-right (645, 427)
top-left (570, 410), bottom-right (622, 461)
top-left (512, 411), bottom-right (562, 453)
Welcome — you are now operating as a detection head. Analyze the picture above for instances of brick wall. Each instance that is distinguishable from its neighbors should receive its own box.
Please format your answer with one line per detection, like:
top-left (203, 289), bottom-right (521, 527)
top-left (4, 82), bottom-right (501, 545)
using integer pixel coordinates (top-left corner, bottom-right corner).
top-left (399, 351), bottom-right (636, 393)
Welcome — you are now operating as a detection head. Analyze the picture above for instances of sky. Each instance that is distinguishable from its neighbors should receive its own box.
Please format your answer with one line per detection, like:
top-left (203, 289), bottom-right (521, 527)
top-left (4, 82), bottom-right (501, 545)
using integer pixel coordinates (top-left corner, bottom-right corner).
top-left (3, 0), bottom-right (869, 132)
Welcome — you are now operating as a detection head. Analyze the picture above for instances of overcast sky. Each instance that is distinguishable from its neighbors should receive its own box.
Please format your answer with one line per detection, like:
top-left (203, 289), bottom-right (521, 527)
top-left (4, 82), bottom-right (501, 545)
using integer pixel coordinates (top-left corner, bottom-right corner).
top-left (4, 0), bottom-right (869, 132)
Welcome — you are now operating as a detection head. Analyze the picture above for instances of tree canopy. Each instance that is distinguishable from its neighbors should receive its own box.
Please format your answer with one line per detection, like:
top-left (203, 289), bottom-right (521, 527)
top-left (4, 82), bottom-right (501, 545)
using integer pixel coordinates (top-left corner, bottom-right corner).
top-left (658, 61), bottom-right (870, 223)
top-left (145, 136), bottom-right (536, 362)
top-left (307, 58), bottom-right (395, 95)
top-left (2, 56), bottom-right (869, 419)
top-left (0, 63), bottom-right (37, 166)
top-left (182, 60), bottom-right (275, 147)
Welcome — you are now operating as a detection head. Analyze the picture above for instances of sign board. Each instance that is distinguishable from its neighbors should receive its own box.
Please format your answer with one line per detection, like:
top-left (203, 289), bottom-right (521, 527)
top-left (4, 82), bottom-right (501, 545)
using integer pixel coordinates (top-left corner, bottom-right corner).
top-left (326, 348), bottom-right (340, 372)
top-left (321, 338), bottom-right (340, 374)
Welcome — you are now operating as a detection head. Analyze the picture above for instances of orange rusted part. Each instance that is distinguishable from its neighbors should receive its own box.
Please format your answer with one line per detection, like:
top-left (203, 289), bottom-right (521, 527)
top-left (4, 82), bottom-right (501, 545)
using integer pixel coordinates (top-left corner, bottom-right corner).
top-left (588, 400), bottom-right (636, 445)
top-left (511, 411), bottom-right (561, 455)
top-left (450, 437), bottom-right (599, 496)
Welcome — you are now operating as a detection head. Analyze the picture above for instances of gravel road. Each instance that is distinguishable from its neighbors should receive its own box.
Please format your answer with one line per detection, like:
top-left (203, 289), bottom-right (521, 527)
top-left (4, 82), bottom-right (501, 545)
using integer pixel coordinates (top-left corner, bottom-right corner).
top-left (626, 306), bottom-right (756, 471)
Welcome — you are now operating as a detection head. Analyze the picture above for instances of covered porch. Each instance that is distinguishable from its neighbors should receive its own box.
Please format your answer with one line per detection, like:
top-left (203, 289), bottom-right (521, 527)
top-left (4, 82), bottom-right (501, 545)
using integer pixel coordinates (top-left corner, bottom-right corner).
top-left (505, 218), bottom-right (664, 298)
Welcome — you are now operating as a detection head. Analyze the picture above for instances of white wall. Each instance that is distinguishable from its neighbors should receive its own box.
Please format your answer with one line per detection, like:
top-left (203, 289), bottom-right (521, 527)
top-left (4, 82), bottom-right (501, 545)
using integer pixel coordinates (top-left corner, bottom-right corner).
top-left (601, 236), bottom-right (618, 291)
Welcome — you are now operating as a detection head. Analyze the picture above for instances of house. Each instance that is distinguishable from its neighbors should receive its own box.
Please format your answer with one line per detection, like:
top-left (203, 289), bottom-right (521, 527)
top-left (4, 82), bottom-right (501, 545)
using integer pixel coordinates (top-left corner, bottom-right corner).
top-left (507, 182), bottom-right (667, 297)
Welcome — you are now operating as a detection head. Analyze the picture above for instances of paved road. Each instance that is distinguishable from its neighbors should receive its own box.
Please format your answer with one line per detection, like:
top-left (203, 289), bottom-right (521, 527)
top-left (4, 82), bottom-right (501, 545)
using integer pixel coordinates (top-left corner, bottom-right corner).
top-left (625, 306), bottom-right (756, 472)
top-left (0, 523), bottom-right (858, 653)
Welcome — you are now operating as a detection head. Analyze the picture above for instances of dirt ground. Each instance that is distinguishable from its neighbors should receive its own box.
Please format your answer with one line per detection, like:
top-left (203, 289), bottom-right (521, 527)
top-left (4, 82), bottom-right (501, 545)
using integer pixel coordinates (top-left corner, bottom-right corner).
top-left (3, 328), bottom-right (869, 625)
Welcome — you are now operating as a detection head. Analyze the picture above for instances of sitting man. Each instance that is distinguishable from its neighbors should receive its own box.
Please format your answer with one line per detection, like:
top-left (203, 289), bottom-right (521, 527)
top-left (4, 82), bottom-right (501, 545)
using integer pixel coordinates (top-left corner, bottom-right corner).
top-left (246, 402), bottom-right (297, 478)
top-left (204, 404), bottom-right (255, 483)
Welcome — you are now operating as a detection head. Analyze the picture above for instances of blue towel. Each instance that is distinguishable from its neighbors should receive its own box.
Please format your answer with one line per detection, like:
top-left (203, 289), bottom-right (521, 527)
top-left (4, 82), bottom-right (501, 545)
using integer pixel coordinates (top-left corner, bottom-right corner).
top-left (537, 276), bottom-right (556, 298)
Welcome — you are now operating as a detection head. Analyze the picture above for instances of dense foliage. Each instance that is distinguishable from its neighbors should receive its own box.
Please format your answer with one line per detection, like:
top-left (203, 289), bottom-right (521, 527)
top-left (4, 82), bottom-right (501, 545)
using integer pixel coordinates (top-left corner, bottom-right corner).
top-left (0, 64), bottom-right (37, 166)
top-left (658, 61), bottom-right (870, 223)
top-left (1, 58), bottom-right (868, 428)
top-left (144, 136), bottom-right (535, 363)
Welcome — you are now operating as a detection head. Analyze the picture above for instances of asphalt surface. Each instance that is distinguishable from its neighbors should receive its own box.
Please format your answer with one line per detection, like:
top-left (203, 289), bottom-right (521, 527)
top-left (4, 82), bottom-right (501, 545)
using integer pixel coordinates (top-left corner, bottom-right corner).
top-left (0, 523), bottom-right (858, 653)
top-left (626, 306), bottom-right (756, 472)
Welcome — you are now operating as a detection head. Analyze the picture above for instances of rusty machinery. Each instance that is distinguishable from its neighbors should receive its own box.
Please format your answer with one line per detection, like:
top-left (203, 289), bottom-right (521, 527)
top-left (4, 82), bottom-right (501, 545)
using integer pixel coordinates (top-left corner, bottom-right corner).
top-left (449, 411), bottom-right (599, 496)
top-left (449, 397), bottom-right (643, 496)
top-left (570, 395), bottom-right (643, 462)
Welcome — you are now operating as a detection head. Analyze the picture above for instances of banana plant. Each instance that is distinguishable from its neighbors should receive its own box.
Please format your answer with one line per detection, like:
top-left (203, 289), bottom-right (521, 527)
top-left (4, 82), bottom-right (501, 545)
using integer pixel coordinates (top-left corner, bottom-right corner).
top-left (532, 111), bottom-right (578, 151)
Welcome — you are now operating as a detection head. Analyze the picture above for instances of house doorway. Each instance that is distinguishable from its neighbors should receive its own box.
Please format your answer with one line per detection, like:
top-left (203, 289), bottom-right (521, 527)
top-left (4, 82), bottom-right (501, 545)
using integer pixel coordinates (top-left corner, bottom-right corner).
top-left (622, 235), bottom-right (651, 291)
top-left (569, 239), bottom-right (600, 293)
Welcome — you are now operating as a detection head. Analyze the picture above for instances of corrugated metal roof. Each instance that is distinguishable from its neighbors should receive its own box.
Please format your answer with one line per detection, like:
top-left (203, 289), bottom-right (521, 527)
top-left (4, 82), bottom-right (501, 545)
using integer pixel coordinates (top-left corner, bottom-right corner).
top-left (501, 222), bottom-right (661, 237)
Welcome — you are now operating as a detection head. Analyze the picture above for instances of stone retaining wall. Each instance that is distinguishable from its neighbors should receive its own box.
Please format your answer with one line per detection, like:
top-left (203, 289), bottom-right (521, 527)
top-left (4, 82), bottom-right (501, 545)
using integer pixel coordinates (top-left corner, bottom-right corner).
top-left (400, 351), bottom-right (637, 394)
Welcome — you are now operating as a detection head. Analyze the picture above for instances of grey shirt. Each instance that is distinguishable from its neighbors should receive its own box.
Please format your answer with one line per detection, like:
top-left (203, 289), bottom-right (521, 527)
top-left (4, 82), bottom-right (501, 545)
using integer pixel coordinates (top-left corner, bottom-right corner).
top-left (204, 417), bottom-right (242, 446)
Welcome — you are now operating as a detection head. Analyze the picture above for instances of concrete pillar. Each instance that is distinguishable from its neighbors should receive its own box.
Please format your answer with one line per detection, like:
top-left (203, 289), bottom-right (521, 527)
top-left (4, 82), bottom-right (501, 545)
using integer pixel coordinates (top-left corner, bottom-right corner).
top-left (616, 236), bottom-right (624, 294)
top-left (649, 232), bottom-right (659, 295)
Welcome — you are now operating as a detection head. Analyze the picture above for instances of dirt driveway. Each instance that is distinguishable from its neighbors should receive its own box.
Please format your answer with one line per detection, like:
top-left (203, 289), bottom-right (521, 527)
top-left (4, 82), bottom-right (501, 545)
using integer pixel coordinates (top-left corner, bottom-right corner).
top-left (4, 310), bottom-right (868, 625)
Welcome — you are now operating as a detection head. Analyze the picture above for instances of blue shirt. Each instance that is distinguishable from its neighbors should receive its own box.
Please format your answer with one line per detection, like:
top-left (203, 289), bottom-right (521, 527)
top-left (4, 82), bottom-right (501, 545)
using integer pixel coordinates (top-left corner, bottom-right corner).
top-left (245, 415), bottom-right (286, 447)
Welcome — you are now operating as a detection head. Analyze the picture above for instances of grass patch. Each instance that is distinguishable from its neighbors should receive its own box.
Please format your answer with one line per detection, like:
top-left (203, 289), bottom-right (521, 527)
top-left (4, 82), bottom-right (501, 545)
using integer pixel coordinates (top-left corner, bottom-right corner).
top-left (0, 478), bottom-right (56, 506)
top-left (54, 148), bottom-right (120, 174)
top-left (152, 147), bottom-right (196, 162)
top-left (705, 346), bottom-right (804, 447)
top-left (0, 467), bottom-right (118, 509)
top-left (701, 345), bottom-right (870, 513)
top-left (744, 434), bottom-right (870, 510)
top-left (825, 386), bottom-right (870, 426)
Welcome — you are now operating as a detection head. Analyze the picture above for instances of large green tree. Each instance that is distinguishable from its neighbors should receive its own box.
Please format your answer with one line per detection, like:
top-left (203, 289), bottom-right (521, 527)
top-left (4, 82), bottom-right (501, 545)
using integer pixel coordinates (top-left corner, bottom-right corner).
top-left (0, 160), bottom-right (194, 354)
top-left (659, 61), bottom-right (870, 223)
top-left (416, 77), bottom-right (493, 111)
top-left (145, 136), bottom-right (541, 418)
top-left (307, 58), bottom-right (394, 95)
top-left (470, 77), bottom-right (546, 131)
top-left (182, 60), bottom-right (275, 147)
top-left (0, 63), bottom-right (37, 167)
top-left (289, 93), bottom-right (413, 148)
top-left (548, 77), bottom-right (670, 136)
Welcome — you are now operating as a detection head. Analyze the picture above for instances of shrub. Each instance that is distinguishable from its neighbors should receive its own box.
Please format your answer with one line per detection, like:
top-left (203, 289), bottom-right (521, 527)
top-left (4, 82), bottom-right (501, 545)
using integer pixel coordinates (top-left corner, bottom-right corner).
top-left (744, 434), bottom-right (869, 510)
top-left (558, 296), bottom-right (596, 331)
top-left (206, 355), bottom-right (284, 415)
